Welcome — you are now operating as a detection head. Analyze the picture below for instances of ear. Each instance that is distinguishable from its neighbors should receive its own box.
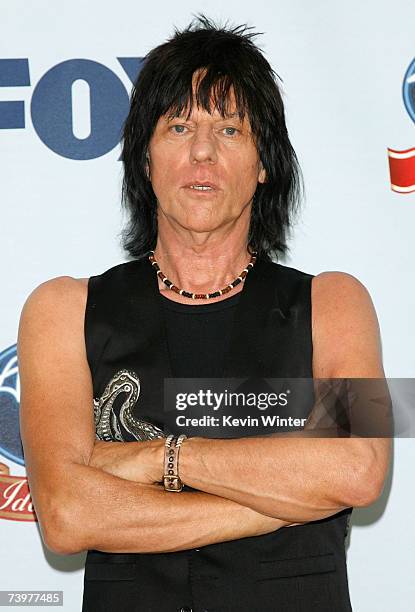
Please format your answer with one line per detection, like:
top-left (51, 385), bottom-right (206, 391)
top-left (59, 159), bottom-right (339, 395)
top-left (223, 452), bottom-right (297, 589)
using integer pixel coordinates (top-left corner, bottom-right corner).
top-left (258, 161), bottom-right (266, 184)
top-left (145, 154), bottom-right (151, 179)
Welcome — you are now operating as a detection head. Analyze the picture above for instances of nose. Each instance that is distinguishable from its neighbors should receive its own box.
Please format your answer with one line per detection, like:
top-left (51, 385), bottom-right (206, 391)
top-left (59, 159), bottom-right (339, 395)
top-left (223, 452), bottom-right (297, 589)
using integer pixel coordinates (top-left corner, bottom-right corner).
top-left (189, 126), bottom-right (217, 165)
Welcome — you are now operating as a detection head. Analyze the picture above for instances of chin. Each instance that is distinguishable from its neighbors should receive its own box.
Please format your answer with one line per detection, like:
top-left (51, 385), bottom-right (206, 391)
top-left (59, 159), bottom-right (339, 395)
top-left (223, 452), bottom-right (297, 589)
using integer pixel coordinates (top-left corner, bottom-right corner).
top-left (175, 205), bottom-right (220, 226)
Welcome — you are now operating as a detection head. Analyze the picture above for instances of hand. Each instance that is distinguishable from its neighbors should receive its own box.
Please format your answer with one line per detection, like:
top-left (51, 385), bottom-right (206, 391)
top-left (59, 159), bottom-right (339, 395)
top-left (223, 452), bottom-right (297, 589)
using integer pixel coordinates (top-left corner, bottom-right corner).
top-left (89, 439), bottom-right (165, 485)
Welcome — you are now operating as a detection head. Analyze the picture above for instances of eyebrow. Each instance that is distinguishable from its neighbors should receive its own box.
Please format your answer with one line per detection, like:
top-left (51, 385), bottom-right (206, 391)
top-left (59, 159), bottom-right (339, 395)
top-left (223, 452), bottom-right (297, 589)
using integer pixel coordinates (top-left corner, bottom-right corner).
top-left (167, 111), bottom-right (242, 121)
top-left (166, 111), bottom-right (240, 121)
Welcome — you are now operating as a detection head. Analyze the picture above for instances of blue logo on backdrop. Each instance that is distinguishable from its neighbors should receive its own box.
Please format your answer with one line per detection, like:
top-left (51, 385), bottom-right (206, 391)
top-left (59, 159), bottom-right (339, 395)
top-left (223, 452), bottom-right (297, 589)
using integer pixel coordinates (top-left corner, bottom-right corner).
top-left (0, 344), bottom-right (24, 466)
top-left (0, 57), bottom-right (143, 159)
top-left (403, 56), bottom-right (415, 125)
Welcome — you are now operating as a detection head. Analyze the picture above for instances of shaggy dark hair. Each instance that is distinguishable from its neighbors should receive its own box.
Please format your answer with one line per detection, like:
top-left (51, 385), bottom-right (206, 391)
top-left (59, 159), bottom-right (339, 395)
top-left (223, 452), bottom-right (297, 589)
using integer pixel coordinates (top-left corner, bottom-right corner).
top-left (120, 14), bottom-right (304, 262)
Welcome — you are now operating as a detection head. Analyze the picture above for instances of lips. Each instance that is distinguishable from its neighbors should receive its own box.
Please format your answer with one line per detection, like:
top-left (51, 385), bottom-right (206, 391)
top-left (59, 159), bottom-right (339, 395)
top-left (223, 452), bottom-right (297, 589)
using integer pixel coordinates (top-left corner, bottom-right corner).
top-left (183, 181), bottom-right (218, 190)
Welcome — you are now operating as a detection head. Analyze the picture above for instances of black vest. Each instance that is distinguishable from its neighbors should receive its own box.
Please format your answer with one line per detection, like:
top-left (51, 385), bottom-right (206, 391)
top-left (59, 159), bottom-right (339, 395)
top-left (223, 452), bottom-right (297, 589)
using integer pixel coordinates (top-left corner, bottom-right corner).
top-left (82, 254), bottom-right (353, 612)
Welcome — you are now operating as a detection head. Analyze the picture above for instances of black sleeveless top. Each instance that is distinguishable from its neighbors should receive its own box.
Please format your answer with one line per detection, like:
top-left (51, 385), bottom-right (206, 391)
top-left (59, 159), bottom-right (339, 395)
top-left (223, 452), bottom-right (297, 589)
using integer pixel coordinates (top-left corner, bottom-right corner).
top-left (160, 290), bottom-right (241, 378)
top-left (82, 254), bottom-right (353, 612)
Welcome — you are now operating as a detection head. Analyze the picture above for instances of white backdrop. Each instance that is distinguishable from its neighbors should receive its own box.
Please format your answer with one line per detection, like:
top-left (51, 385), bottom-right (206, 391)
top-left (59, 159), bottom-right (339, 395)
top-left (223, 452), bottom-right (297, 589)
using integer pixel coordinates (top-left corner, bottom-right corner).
top-left (1, 1), bottom-right (414, 610)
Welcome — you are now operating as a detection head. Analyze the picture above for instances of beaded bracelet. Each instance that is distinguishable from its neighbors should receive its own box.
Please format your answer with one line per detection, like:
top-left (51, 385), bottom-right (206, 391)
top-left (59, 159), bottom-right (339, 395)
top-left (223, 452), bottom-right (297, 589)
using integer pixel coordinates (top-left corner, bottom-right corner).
top-left (163, 434), bottom-right (187, 492)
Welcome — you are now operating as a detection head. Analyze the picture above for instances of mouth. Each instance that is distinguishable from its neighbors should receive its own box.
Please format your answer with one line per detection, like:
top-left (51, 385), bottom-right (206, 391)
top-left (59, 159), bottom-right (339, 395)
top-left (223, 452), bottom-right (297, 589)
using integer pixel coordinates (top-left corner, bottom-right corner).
top-left (189, 185), bottom-right (214, 191)
top-left (183, 181), bottom-right (218, 194)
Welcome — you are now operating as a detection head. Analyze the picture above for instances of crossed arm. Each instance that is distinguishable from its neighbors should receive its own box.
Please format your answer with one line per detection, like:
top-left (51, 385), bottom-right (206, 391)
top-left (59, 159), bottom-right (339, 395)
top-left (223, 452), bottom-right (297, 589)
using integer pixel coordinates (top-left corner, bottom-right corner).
top-left (17, 272), bottom-right (391, 556)
top-left (80, 415), bottom-right (388, 555)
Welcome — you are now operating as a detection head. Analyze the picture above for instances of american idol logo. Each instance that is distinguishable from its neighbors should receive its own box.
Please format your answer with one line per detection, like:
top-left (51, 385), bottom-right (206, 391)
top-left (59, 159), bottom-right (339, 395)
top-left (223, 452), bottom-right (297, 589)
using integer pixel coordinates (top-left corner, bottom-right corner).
top-left (0, 343), bottom-right (36, 522)
top-left (0, 57), bottom-right (143, 159)
top-left (403, 56), bottom-right (415, 125)
top-left (387, 56), bottom-right (415, 194)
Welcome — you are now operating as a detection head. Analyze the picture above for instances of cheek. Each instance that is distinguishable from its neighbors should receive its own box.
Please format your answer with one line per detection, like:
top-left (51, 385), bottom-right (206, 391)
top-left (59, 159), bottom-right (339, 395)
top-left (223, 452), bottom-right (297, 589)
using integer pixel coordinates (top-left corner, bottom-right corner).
top-left (150, 158), bottom-right (178, 196)
top-left (151, 144), bottom-right (186, 180)
top-left (229, 156), bottom-right (261, 194)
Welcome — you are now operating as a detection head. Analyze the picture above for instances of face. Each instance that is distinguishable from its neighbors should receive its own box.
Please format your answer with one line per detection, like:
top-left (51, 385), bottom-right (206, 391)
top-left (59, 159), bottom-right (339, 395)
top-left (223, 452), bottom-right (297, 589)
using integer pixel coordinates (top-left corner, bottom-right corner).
top-left (146, 83), bottom-right (266, 238)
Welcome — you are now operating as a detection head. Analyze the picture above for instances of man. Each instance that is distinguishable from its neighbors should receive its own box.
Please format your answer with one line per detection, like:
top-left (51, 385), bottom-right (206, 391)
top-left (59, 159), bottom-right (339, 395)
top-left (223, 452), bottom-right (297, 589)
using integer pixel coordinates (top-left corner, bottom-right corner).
top-left (17, 14), bottom-right (390, 612)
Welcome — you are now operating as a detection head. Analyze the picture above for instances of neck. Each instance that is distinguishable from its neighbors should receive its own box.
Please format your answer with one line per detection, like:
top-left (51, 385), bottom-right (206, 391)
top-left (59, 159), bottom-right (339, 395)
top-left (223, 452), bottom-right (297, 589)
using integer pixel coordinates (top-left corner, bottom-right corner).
top-left (152, 239), bottom-right (255, 304)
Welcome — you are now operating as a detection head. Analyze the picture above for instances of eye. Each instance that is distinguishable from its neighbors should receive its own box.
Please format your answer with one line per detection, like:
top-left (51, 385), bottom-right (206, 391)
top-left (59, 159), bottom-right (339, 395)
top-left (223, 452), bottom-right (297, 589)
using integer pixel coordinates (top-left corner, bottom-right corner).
top-left (170, 124), bottom-right (187, 134)
top-left (222, 127), bottom-right (239, 136)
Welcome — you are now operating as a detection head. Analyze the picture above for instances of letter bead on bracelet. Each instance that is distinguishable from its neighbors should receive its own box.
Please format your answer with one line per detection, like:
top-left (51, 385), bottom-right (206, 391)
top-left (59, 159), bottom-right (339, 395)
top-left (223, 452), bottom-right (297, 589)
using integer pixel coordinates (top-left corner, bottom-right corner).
top-left (163, 434), bottom-right (187, 492)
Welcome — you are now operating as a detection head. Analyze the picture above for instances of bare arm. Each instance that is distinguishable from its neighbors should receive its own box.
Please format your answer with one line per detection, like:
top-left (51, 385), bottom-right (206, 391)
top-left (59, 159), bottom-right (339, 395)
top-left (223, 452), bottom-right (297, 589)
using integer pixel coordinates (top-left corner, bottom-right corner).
top-left (47, 461), bottom-right (293, 555)
top-left (17, 276), bottom-right (293, 556)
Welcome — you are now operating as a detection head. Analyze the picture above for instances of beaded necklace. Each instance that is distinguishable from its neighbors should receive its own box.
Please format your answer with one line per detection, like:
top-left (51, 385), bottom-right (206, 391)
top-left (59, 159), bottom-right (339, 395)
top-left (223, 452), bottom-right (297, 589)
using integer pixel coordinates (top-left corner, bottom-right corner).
top-left (148, 250), bottom-right (257, 300)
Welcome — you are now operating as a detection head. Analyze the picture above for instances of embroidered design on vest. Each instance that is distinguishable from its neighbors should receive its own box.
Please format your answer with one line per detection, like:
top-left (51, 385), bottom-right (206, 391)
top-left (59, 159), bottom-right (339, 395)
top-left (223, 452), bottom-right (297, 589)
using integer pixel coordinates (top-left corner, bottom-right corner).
top-left (93, 369), bottom-right (166, 442)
